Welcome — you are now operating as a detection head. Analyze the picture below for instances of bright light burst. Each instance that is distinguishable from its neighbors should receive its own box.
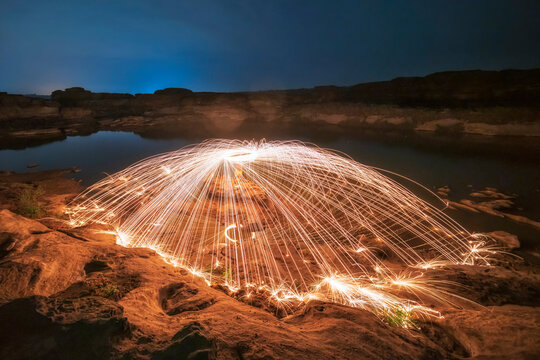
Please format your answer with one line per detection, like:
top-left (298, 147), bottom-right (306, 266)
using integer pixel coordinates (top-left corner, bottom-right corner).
top-left (66, 139), bottom-right (493, 320)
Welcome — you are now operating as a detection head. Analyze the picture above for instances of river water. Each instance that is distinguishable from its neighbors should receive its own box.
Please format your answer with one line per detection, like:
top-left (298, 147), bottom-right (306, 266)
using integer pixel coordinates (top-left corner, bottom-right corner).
top-left (1, 131), bottom-right (539, 251)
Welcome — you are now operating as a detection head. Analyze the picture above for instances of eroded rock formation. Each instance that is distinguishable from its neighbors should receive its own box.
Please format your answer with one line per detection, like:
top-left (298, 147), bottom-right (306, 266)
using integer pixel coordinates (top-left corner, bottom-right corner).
top-left (1, 69), bottom-right (540, 150)
top-left (0, 170), bottom-right (539, 359)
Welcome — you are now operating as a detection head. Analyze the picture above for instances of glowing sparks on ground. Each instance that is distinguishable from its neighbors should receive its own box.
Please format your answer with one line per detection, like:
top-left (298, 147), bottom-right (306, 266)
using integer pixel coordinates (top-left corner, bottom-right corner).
top-left (66, 139), bottom-right (495, 323)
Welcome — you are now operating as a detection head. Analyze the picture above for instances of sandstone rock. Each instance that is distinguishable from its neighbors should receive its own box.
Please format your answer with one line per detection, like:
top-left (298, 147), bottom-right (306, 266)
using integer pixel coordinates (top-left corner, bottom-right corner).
top-left (0, 210), bottom-right (92, 302)
top-left (152, 322), bottom-right (216, 360)
top-left (0, 295), bottom-right (130, 360)
top-left (437, 306), bottom-right (540, 360)
top-left (61, 107), bottom-right (93, 119)
top-left (470, 188), bottom-right (514, 200)
top-left (159, 282), bottom-right (216, 316)
top-left (487, 231), bottom-right (520, 249)
top-left (449, 188), bottom-right (540, 231)
top-left (415, 118), bottom-right (463, 132)
top-left (2, 69), bottom-right (540, 152)
top-left (51, 87), bottom-right (93, 101)
top-left (437, 185), bottom-right (451, 197)
top-left (0, 170), bottom-right (539, 359)
top-left (429, 265), bottom-right (540, 307)
top-left (0, 170), bottom-right (81, 217)
top-left (154, 88), bottom-right (193, 96)
top-left (0, 93), bottom-right (59, 120)
top-left (464, 122), bottom-right (540, 136)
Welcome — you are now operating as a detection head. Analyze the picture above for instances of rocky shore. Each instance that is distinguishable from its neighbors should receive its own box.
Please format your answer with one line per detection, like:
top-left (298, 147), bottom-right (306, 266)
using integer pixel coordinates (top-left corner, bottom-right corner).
top-left (1, 69), bottom-right (539, 149)
top-left (0, 170), bottom-right (539, 359)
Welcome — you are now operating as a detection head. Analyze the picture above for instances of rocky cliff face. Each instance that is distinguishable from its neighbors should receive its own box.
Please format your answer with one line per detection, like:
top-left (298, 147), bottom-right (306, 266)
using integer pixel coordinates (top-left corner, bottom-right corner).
top-left (0, 69), bottom-right (539, 149)
top-left (0, 170), bottom-right (539, 359)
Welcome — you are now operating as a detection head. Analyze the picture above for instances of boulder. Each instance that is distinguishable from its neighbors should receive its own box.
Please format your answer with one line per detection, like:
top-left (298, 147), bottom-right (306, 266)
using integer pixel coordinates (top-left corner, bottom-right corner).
top-left (154, 88), bottom-right (193, 96)
top-left (488, 230), bottom-right (520, 250)
top-left (0, 295), bottom-right (130, 360)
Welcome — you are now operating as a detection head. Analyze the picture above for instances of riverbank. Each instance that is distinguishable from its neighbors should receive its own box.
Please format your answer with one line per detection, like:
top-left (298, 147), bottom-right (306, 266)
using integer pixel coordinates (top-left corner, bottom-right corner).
top-left (1, 69), bottom-right (539, 151)
top-left (0, 169), bottom-right (539, 359)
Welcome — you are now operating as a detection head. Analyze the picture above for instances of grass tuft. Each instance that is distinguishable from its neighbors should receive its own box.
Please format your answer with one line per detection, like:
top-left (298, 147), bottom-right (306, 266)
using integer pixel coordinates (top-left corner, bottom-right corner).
top-left (383, 307), bottom-right (417, 329)
top-left (223, 268), bottom-right (233, 283)
top-left (17, 185), bottom-right (44, 218)
top-left (101, 284), bottom-right (120, 299)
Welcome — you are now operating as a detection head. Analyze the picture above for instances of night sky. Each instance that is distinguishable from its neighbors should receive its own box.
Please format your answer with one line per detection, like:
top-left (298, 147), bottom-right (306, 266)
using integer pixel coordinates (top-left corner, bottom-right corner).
top-left (1, 0), bottom-right (539, 94)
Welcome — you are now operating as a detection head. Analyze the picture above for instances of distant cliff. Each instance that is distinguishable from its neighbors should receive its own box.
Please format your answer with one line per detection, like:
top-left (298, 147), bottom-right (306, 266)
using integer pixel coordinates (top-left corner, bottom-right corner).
top-left (1, 69), bottom-right (539, 147)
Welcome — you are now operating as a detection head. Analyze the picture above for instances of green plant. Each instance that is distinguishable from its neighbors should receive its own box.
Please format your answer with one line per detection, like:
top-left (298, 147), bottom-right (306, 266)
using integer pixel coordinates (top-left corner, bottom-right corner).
top-left (223, 268), bottom-right (232, 283)
top-left (202, 264), bottom-right (214, 274)
top-left (102, 284), bottom-right (120, 298)
top-left (17, 185), bottom-right (44, 218)
top-left (383, 307), bottom-right (417, 329)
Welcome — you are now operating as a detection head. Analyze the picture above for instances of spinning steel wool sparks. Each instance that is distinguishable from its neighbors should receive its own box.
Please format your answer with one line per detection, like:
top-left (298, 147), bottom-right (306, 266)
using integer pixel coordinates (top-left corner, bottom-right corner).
top-left (66, 139), bottom-right (495, 322)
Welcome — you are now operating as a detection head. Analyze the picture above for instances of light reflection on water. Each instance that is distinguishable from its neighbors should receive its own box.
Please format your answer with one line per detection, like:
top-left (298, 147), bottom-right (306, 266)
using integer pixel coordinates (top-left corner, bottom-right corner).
top-left (0, 131), bottom-right (539, 250)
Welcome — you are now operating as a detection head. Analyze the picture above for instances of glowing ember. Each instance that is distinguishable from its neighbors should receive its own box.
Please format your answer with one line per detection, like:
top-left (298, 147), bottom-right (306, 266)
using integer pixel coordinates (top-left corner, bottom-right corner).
top-left (66, 139), bottom-right (494, 320)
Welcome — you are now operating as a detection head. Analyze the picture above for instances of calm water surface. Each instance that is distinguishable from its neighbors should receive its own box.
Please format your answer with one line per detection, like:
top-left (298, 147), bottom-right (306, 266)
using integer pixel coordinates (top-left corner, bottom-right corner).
top-left (1, 131), bottom-right (539, 250)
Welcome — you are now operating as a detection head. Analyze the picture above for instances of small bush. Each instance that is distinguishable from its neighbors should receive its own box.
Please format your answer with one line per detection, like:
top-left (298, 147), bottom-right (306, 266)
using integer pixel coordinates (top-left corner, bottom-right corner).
top-left (383, 307), bottom-right (417, 329)
top-left (17, 185), bottom-right (44, 218)
top-left (204, 265), bottom-right (233, 283)
top-left (102, 284), bottom-right (120, 298)
top-left (223, 268), bottom-right (232, 283)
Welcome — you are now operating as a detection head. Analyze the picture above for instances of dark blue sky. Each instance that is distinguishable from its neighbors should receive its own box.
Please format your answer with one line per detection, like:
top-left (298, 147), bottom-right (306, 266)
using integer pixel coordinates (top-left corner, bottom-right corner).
top-left (1, 0), bottom-right (539, 94)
